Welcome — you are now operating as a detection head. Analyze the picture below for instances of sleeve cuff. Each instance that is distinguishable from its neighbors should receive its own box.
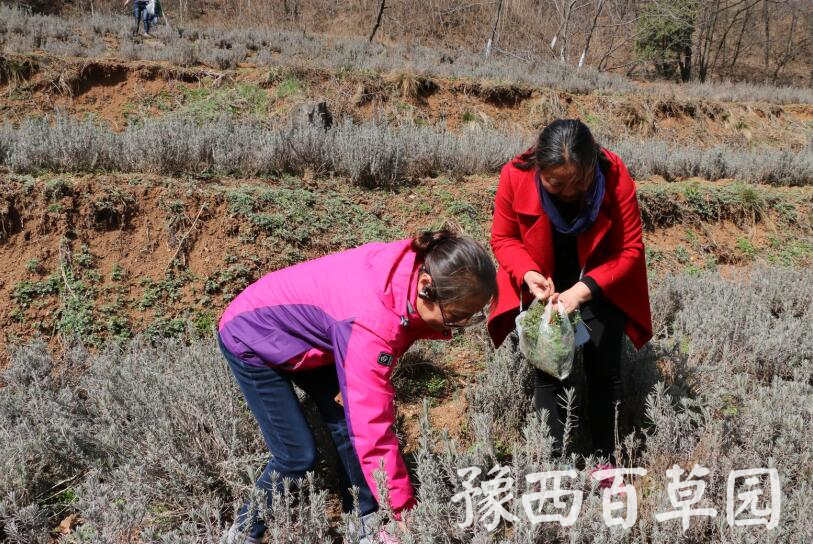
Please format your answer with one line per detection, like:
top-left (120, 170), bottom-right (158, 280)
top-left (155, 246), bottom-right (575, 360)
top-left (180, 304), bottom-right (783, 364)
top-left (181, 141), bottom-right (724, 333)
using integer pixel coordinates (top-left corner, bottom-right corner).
top-left (393, 497), bottom-right (417, 520)
top-left (581, 275), bottom-right (602, 300)
top-left (517, 266), bottom-right (540, 286)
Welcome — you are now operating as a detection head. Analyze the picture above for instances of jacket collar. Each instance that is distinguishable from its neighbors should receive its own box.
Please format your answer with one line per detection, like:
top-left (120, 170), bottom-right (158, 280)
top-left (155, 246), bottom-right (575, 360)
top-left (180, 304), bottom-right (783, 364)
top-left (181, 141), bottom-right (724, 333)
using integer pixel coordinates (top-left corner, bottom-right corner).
top-left (513, 167), bottom-right (545, 216)
top-left (371, 239), bottom-right (451, 341)
top-left (372, 239), bottom-right (415, 313)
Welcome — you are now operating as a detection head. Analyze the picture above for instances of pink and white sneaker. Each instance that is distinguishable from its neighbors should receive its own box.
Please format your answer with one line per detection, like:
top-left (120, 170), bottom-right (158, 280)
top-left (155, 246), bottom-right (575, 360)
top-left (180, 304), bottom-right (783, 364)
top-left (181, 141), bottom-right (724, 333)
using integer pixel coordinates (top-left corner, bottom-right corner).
top-left (376, 529), bottom-right (401, 544)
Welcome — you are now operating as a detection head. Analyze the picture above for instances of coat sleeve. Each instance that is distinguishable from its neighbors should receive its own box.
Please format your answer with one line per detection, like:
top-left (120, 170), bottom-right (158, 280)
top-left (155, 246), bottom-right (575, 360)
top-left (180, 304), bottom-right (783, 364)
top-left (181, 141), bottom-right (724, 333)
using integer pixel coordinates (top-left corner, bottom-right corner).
top-left (491, 163), bottom-right (539, 288)
top-left (331, 322), bottom-right (415, 518)
top-left (585, 160), bottom-right (645, 297)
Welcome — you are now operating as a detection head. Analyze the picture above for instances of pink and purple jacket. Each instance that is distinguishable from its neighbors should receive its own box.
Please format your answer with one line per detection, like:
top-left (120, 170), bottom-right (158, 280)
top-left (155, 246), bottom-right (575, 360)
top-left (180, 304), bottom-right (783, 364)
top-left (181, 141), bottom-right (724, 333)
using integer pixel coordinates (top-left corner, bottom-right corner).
top-left (218, 238), bottom-right (451, 515)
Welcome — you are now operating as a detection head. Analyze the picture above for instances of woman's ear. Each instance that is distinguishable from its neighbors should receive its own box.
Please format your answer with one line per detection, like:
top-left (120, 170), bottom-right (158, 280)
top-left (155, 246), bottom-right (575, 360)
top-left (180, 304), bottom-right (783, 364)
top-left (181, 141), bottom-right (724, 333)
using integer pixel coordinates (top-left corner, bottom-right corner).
top-left (417, 273), bottom-right (435, 300)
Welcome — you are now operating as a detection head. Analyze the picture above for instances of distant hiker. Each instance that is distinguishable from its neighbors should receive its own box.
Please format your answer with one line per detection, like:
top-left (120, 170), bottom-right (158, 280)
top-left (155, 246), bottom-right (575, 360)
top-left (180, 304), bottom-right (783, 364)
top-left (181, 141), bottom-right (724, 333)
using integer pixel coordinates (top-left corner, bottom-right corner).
top-left (217, 231), bottom-right (496, 544)
top-left (487, 119), bottom-right (653, 463)
top-left (147, 0), bottom-right (162, 28)
top-left (123, 0), bottom-right (152, 37)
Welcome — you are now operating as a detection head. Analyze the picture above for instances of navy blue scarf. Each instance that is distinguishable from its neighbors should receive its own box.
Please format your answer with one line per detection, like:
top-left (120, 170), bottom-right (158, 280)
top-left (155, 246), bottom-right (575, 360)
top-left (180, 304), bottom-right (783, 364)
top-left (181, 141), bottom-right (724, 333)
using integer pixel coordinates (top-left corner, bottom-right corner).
top-left (535, 165), bottom-right (605, 235)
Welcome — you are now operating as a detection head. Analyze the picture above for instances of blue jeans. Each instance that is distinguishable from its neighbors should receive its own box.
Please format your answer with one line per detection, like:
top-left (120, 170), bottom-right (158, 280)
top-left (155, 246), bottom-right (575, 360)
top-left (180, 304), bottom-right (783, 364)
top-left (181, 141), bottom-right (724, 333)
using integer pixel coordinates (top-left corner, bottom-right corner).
top-left (218, 333), bottom-right (378, 539)
top-left (133, 1), bottom-right (151, 34)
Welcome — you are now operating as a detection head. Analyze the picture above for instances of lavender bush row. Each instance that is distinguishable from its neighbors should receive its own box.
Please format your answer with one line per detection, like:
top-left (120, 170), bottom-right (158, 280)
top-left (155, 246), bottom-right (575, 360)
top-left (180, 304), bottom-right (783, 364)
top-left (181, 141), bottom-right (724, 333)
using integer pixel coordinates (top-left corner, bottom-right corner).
top-left (0, 336), bottom-right (266, 544)
top-left (0, 114), bottom-right (526, 186)
top-left (1, 266), bottom-right (810, 542)
top-left (1, 5), bottom-right (811, 104)
top-left (2, 114), bottom-right (810, 186)
top-left (607, 136), bottom-right (813, 186)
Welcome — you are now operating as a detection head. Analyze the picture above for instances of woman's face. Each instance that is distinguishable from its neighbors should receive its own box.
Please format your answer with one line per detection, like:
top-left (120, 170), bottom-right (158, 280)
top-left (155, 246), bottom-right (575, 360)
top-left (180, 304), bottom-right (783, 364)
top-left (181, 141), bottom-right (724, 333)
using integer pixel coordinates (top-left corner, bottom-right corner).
top-left (539, 162), bottom-right (593, 202)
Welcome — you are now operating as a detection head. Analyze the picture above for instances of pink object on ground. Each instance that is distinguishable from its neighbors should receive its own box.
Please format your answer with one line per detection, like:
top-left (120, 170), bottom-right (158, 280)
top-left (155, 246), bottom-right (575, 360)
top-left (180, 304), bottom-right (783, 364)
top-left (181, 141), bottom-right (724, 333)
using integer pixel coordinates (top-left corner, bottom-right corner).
top-left (377, 529), bottom-right (401, 544)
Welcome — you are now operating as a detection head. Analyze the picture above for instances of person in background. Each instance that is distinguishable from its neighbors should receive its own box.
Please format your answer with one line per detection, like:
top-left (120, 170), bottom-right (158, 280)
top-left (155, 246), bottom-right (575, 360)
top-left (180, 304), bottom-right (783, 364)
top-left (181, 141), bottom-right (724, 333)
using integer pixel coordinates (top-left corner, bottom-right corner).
top-left (218, 231), bottom-right (497, 544)
top-left (487, 118), bottom-right (652, 465)
top-left (123, 0), bottom-right (152, 37)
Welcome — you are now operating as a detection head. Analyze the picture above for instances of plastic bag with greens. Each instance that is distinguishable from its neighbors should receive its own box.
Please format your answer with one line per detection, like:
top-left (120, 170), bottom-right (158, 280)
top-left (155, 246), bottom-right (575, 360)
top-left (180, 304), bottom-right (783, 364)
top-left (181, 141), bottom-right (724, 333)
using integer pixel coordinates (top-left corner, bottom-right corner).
top-left (515, 298), bottom-right (580, 380)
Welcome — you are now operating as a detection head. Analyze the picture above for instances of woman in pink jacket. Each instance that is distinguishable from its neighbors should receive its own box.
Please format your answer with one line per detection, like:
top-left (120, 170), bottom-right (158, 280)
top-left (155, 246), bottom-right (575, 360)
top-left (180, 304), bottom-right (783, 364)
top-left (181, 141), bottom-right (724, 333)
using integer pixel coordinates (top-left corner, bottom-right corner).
top-left (218, 231), bottom-right (496, 543)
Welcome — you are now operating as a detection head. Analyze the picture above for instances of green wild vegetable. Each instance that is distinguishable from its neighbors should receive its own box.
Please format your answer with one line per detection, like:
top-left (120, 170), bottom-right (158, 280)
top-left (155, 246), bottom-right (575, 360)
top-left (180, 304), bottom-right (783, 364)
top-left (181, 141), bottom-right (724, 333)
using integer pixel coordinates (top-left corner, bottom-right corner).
top-left (519, 301), bottom-right (581, 379)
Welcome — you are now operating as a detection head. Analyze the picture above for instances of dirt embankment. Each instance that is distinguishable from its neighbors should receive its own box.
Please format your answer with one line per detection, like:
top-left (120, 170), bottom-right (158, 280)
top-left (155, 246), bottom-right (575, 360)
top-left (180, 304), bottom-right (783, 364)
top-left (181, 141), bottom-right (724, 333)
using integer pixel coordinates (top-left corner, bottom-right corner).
top-left (1, 52), bottom-right (811, 150)
top-left (2, 173), bottom-right (810, 361)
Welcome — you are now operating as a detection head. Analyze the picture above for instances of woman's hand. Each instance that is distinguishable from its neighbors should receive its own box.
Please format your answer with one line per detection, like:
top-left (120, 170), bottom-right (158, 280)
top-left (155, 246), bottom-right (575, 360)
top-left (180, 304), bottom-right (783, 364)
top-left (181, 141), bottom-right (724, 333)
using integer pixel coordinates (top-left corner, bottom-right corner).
top-left (390, 511), bottom-right (407, 539)
top-left (550, 282), bottom-right (592, 313)
top-left (523, 270), bottom-right (554, 301)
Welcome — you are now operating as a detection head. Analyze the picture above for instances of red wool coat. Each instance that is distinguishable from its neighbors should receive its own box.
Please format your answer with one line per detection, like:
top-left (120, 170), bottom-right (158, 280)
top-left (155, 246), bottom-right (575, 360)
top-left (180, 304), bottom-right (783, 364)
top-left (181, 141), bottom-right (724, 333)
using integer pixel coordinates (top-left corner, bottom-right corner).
top-left (487, 148), bottom-right (653, 350)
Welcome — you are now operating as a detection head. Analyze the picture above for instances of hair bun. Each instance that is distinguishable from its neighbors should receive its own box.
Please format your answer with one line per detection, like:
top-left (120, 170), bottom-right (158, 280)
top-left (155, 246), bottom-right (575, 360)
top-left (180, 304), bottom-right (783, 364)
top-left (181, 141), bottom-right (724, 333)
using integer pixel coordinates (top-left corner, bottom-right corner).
top-left (411, 229), bottom-right (458, 255)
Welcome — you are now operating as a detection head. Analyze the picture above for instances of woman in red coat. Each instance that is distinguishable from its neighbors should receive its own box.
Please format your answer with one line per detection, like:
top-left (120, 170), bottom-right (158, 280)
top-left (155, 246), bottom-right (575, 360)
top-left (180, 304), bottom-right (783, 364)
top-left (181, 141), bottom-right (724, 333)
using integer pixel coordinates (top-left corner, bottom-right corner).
top-left (487, 119), bottom-right (652, 460)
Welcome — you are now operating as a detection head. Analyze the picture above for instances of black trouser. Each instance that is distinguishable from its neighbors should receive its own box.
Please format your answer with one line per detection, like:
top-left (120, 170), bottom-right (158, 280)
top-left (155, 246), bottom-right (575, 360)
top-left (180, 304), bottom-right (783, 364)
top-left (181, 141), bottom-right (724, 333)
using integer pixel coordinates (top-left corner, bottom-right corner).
top-left (532, 297), bottom-right (625, 459)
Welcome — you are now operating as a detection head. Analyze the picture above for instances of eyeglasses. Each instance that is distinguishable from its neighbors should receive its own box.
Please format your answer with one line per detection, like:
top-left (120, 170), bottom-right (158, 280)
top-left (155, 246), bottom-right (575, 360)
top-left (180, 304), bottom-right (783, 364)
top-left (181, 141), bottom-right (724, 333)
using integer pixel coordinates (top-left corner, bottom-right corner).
top-left (420, 265), bottom-right (488, 329)
top-left (438, 302), bottom-right (487, 329)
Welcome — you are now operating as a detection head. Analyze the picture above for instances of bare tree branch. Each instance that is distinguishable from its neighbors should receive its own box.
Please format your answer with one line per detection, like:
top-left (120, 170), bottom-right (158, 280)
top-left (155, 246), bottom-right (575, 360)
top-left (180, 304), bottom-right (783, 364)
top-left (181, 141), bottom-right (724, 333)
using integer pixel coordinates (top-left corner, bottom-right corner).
top-left (484, 0), bottom-right (504, 57)
top-left (368, 0), bottom-right (386, 43)
top-left (579, 0), bottom-right (606, 67)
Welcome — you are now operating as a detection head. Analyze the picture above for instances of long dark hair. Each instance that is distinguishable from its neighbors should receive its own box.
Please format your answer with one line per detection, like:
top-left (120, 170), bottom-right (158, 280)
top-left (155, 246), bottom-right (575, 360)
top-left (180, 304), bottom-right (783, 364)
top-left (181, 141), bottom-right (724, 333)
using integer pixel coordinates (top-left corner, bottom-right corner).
top-left (513, 118), bottom-right (611, 176)
top-left (411, 229), bottom-right (497, 309)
